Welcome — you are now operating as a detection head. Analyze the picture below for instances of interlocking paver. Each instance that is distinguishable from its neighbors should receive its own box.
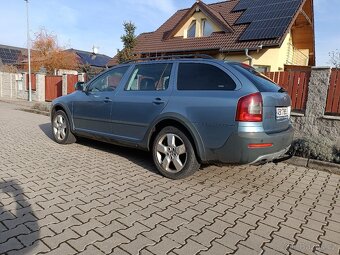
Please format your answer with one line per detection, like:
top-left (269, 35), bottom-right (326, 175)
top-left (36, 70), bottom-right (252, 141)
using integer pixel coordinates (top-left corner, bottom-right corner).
top-left (0, 102), bottom-right (339, 255)
top-left (199, 241), bottom-right (234, 255)
top-left (119, 222), bottom-right (150, 240)
top-left (95, 232), bottom-right (130, 254)
top-left (0, 237), bottom-right (24, 254)
top-left (215, 230), bottom-right (244, 251)
top-left (42, 228), bottom-right (80, 250)
top-left (120, 235), bottom-right (155, 254)
top-left (146, 236), bottom-right (181, 255)
top-left (0, 224), bottom-right (31, 243)
top-left (143, 224), bottom-right (173, 242)
top-left (67, 230), bottom-right (104, 252)
top-left (44, 242), bottom-right (77, 255)
top-left (48, 216), bottom-right (83, 234)
top-left (7, 240), bottom-right (51, 255)
top-left (77, 244), bottom-right (104, 255)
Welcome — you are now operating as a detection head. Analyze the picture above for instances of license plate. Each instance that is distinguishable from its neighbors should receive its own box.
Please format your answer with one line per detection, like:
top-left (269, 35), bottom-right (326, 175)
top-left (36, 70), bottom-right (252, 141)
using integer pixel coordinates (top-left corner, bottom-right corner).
top-left (276, 106), bottom-right (291, 119)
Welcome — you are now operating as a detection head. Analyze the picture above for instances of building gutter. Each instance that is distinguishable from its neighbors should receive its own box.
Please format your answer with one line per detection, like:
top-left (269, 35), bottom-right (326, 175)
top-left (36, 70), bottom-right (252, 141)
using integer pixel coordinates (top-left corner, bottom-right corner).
top-left (245, 48), bottom-right (253, 66)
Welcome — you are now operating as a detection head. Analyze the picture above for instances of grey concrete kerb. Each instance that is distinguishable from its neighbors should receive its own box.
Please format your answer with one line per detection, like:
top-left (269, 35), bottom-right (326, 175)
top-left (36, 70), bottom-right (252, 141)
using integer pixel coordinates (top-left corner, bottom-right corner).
top-left (286, 156), bottom-right (340, 175)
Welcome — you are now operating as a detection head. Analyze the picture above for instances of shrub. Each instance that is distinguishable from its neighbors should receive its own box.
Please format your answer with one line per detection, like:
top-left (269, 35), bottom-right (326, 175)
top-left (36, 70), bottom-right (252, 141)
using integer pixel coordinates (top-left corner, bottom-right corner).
top-left (288, 139), bottom-right (340, 164)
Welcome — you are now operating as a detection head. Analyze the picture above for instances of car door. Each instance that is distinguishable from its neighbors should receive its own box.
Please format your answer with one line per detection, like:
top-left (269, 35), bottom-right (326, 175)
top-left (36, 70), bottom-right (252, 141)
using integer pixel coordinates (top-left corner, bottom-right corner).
top-left (73, 66), bottom-right (129, 135)
top-left (111, 62), bottom-right (174, 141)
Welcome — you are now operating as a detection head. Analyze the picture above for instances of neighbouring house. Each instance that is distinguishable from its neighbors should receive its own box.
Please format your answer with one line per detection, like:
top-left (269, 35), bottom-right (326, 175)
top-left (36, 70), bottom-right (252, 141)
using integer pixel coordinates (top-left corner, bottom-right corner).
top-left (108, 0), bottom-right (315, 72)
top-left (66, 48), bottom-right (111, 79)
top-left (0, 44), bottom-right (27, 70)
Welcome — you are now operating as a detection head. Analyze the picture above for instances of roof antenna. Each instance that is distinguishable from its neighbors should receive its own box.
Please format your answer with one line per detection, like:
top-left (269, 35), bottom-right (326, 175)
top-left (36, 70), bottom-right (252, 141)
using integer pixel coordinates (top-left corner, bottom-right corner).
top-left (92, 45), bottom-right (99, 55)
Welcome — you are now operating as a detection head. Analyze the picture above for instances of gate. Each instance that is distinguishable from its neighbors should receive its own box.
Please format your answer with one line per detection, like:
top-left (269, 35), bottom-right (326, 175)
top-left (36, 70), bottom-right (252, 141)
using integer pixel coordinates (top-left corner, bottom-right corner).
top-left (67, 74), bottom-right (78, 94)
top-left (45, 76), bottom-right (62, 101)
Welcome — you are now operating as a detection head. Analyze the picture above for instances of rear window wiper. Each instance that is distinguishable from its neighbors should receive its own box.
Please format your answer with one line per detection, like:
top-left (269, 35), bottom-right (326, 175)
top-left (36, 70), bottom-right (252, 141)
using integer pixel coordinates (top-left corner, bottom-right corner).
top-left (278, 87), bottom-right (286, 93)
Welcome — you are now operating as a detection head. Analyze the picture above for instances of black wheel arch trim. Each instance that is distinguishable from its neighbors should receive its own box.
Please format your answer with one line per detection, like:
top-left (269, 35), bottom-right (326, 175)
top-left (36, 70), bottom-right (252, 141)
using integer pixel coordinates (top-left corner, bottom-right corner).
top-left (51, 103), bottom-right (75, 131)
top-left (145, 113), bottom-right (206, 162)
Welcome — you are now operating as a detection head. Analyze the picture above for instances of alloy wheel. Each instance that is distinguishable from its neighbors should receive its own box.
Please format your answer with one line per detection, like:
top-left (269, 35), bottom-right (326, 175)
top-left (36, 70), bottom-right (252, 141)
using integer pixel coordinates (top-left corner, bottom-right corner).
top-left (53, 114), bottom-right (67, 141)
top-left (156, 133), bottom-right (187, 173)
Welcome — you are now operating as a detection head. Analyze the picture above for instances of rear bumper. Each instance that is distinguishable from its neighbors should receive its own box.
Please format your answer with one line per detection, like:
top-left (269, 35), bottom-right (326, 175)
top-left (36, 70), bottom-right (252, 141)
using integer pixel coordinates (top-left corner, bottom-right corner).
top-left (210, 125), bottom-right (294, 164)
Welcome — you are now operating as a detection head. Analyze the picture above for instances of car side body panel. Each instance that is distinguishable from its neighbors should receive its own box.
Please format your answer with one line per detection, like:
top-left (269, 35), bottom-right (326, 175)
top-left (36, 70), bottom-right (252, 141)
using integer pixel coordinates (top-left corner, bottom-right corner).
top-left (50, 58), bottom-right (294, 166)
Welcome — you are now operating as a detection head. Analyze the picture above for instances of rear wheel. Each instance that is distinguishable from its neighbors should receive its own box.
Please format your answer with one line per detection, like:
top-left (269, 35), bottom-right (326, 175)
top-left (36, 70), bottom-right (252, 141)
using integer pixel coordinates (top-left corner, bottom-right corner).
top-left (152, 126), bottom-right (200, 179)
top-left (52, 110), bottom-right (76, 144)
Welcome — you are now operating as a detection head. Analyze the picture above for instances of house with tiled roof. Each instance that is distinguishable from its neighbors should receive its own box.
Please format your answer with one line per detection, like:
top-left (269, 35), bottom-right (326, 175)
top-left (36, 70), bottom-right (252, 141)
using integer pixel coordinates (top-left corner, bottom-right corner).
top-left (0, 44), bottom-right (27, 69)
top-left (108, 0), bottom-right (315, 72)
top-left (67, 48), bottom-right (111, 69)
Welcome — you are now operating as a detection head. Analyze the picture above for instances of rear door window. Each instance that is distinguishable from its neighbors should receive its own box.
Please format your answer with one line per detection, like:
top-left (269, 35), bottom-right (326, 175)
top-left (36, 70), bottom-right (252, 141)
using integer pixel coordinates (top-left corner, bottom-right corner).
top-left (177, 63), bottom-right (236, 90)
top-left (231, 63), bottom-right (281, 92)
top-left (125, 63), bottom-right (172, 91)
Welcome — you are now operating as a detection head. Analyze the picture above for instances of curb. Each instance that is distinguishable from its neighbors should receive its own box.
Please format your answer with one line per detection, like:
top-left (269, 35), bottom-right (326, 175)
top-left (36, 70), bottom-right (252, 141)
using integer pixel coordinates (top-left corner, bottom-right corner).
top-left (285, 156), bottom-right (340, 175)
top-left (18, 108), bottom-right (50, 117)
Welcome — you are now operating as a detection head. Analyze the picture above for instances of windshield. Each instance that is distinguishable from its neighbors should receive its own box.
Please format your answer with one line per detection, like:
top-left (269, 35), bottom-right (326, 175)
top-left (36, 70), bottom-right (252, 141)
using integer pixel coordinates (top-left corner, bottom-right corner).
top-left (230, 63), bottom-right (283, 92)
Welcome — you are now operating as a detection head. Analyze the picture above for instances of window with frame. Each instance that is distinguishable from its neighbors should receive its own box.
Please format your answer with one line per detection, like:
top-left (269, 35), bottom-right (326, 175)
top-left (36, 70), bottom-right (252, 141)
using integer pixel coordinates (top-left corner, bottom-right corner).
top-left (202, 19), bottom-right (214, 37)
top-left (253, 65), bottom-right (271, 73)
top-left (187, 20), bottom-right (197, 38)
top-left (125, 63), bottom-right (172, 91)
top-left (177, 63), bottom-right (236, 90)
top-left (87, 66), bottom-right (129, 92)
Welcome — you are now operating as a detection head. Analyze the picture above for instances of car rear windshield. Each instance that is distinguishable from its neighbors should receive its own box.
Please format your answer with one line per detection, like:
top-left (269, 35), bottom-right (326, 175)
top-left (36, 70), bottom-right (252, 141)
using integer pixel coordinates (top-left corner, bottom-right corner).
top-left (230, 63), bottom-right (282, 92)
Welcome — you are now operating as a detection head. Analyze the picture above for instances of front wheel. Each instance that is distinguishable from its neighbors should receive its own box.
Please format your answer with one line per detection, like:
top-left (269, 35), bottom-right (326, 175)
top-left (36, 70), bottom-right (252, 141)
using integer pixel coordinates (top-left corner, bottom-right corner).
top-left (52, 110), bottom-right (76, 144)
top-left (152, 126), bottom-right (200, 179)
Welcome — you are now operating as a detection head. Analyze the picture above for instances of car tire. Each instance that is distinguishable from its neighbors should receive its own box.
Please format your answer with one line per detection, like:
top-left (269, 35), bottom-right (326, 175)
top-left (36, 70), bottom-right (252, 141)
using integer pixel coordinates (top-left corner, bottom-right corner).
top-left (152, 126), bottom-right (200, 179)
top-left (52, 110), bottom-right (76, 144)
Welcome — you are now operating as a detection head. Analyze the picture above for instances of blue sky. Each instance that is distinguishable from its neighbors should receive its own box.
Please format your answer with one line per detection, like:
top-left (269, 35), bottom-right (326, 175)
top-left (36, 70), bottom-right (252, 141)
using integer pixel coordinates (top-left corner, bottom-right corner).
top-left (0, 0), bottom-right (338, 66)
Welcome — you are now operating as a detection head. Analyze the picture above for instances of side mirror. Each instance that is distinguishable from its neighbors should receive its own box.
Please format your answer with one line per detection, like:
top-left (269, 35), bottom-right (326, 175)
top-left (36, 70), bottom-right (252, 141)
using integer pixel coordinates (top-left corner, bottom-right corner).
top-left (75, 81), bottom-right (85, 91)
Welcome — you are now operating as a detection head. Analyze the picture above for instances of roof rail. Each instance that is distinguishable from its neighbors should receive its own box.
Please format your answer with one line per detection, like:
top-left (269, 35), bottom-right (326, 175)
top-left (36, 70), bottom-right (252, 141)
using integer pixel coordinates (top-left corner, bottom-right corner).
top-left (122, 54), bottom-right (214, 64)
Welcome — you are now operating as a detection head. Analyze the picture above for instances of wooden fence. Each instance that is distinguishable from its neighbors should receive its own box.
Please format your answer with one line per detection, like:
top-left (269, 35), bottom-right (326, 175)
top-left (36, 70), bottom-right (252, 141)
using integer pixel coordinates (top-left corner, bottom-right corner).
top-left (67, 74), bottom-right (78, 94)
top-left (325, 69), bottom-right (340, 116)
top-left (45, 76), bottom-right (62, 102)
top-left (264, 71), bottom-right (311, 112)
top-left (25, 74), bottom-right (37, 91)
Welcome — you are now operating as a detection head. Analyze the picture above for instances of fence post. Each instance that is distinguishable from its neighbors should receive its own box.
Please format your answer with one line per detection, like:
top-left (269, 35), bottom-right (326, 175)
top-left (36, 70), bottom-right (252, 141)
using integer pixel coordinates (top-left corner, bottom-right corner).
top-left (62, 74), bottom-right (67, 96)
top-left (78, 73), bottom-right (85, 82)
top-left (304, 67), bottom-right (331, 118)
top-left (36, 73), bottom-right (46, 102)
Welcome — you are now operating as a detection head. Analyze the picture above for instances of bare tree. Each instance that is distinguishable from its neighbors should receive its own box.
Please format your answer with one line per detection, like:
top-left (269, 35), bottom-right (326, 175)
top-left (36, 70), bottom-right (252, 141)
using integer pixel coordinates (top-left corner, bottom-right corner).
top-left (26, 28), bottom-right (78, 74)
top-left (329, 49), bottom-right (340, 68)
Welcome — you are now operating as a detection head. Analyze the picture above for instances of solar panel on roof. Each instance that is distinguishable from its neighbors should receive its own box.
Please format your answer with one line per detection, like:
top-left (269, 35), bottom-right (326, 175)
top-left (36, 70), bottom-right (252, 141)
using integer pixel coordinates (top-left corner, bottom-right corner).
top-left (232, 0), bottom-right (303, 41)
top-left (76, 51), bottom-right (111, 67)
top-left (0, 47), bottom-right (22, 65)
top-left (240, 17), bottom-right (291, 40)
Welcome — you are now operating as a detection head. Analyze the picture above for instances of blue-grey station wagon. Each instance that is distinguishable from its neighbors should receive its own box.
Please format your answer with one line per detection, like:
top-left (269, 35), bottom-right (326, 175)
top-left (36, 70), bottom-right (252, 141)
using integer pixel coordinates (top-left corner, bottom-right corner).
top-left (51, 56), bottom-right (294, 179)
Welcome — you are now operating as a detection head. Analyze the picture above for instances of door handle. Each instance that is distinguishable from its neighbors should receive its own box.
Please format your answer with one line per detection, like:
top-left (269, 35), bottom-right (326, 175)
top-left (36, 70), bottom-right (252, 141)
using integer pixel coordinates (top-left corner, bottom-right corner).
top-left (104, 97), bottom-right (112, 103)
top-left (153, 98), bottom-right (165, 105)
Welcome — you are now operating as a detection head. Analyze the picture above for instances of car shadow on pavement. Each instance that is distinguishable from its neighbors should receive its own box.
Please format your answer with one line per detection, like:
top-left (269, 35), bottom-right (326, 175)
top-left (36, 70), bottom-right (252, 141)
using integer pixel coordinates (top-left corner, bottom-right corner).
top-left (39, 123), bottom-right (54, 140)
top-left (79, 138), bottom-right (159, 174)
top-left (0, 180), bottom-right (40, 254)
top-left (38, 123), bottom-right (159, 175)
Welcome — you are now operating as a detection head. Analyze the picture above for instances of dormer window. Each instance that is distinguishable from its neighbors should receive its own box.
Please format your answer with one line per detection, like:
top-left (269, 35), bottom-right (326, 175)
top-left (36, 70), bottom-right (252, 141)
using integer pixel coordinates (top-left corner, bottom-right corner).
top-left (187, 20), bottom-right (197, 38)
top-left (202, 19), bottom-right (214, 37)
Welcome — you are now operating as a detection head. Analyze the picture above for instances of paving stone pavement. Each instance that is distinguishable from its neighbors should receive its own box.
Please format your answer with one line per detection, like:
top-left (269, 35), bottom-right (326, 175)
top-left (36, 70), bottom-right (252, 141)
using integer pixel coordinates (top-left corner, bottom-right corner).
top-left (0, 101), bottom-right (339, 255)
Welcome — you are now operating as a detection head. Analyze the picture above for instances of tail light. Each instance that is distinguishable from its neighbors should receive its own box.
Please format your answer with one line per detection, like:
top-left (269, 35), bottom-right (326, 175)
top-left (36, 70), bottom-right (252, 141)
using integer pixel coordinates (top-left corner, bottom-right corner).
top-left (236, 92), bottom-right (263, 122)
